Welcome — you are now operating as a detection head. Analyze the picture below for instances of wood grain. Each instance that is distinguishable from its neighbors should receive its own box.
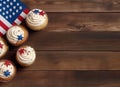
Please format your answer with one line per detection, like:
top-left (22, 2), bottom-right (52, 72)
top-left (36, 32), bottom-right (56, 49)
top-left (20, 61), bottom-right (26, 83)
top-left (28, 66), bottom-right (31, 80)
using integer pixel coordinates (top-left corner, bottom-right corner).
top-left (3, 51), bottom-right (120, 70)
top-left (2, 0), bottom-right (120, 86)
top-left (46, 12), bottom-right (120, 31)
top-left (5, 31), bottom-right (120, 51)
top-left (4, 31), bottom-right (120, 70)
top-left (21, 0), bottom-right (120, 12)
top-left (1, 71), bottom-right (120, 87)
top-left (18, 31), bottom-right (120, 51)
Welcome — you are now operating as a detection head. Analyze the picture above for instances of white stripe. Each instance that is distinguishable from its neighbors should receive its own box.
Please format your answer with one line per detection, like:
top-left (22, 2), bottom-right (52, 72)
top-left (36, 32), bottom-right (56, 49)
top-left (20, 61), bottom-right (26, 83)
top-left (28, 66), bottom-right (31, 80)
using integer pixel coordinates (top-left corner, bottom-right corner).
top-left (14, 19), bottom-right (21, 25)
top-left (0, 26), bottom-right (6, 35)
top-left (14, 11), bottom-right (27, 25)
top-left (0, 15), bottom-right (12, 27)
top-left (20, 12), bottom-right (27, 18)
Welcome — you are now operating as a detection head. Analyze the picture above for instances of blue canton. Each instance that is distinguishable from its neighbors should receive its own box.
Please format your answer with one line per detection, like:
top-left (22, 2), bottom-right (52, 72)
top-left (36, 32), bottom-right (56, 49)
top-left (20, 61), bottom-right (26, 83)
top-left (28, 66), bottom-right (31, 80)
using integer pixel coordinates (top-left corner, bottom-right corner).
top-left (0, 0), bottom-right (26, 23)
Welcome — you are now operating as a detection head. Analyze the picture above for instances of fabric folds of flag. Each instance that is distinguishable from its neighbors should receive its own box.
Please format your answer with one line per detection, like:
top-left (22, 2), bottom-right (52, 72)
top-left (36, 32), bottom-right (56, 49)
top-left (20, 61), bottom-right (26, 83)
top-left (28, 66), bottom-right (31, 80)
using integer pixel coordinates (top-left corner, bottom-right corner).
top-left (0, 0), bottom-right (29, 36)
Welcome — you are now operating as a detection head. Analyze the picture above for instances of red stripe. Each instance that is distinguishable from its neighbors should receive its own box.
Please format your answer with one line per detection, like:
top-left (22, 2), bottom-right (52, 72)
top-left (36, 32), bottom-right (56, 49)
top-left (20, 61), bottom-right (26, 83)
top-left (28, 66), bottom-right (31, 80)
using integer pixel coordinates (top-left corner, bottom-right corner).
top-left (0, 32), bottom-right (3, 36)
top-left (18, 16), bottom-right (24, 21)
top-left (0, 21), bottom-right (9, 31)
top-left (12, 22), bottom-right (17, 26)
top-left (13, 8), bottom-right (29, 25)
top-left (23, 8), bottom-right (30, 14)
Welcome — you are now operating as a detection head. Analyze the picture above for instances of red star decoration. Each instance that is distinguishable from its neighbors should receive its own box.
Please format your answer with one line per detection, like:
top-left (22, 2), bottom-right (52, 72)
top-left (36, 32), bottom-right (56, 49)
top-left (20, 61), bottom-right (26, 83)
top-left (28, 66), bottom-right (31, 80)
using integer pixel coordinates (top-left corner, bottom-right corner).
top-left (4, 60), bottom-right (11, 67)
top-left (19, 48), bottom-right (25, 55)
top-left (0, 43), bottom-right (3, 49)
top-left (39, 11), bottom-right (45, 16)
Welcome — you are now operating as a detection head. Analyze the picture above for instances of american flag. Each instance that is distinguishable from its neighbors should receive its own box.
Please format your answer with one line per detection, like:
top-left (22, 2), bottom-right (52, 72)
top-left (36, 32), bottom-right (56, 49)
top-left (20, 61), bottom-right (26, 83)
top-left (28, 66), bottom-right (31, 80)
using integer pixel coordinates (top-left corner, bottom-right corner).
top-left (0, 0), bottom-right (29, 36)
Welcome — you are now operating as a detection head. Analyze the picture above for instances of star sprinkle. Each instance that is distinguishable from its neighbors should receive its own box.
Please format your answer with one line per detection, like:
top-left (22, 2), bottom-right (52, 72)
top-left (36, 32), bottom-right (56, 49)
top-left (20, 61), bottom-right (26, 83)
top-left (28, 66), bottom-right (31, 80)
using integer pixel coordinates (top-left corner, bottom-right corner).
top-left (4, 60), bottom-right (11, 67)
top-left (33, 9), bottom-right (39, 14)
top-left (0, 43), bottom-right (3, 49)
top-left (17, 35), bottom-right (23, 41)
top-left (19, 48), bottom-right (25, 55)
top-left (40, 11), bottom-right (45, 16)
top-left (4, 70), bottom-right (10, 77)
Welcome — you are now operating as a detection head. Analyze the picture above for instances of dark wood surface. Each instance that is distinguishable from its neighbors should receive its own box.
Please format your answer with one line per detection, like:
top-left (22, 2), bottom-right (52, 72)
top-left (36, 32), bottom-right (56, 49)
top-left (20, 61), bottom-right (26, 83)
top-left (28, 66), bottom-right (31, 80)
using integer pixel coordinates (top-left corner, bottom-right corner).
top-left (1, 0), bottom-right (120, 86)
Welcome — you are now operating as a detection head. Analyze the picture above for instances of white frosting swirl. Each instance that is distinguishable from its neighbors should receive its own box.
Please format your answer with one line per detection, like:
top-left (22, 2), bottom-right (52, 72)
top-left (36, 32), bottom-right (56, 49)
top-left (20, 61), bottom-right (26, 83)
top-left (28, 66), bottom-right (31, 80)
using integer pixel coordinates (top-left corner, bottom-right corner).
top-left (0, 61), bottom-right (15, 78)
top-left (0, 41), bottom-right (6, 57)
top-left (17, 46), bottom-right (36, 65)
top-left (26, 9), bottom-right (47, 26)
top-left (7, 26), bottom-right (24, 44)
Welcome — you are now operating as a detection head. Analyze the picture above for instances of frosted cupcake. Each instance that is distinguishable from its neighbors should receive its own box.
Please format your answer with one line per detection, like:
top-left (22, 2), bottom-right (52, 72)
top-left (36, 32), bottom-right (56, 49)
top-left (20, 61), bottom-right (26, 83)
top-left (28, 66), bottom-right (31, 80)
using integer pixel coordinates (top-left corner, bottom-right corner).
top-left (0, 37), bottom-right (9, 58)
top-left (6, 25), bottom-right (29, 46)
top-left (26, 9), bottom-right (48, 30)
top-left (16, 46), bottom-right (36, 67)
top-left (0, 60), bottom-right (16, 82)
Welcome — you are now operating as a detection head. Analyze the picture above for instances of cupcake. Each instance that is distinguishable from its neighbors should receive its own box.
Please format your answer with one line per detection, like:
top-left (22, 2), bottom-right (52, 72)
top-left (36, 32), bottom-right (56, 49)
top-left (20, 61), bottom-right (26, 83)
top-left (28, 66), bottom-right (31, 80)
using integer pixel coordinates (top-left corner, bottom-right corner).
top-left (26, 9), bottom-right (48, 30)
top-left (0, 37), bottom-right (9, 58)
top-left (16, 46), bottom-right (36, 67)
top-left (6, 25), bottom-right (29, 46)
top-left (0, 60), bottom-right (16, 82)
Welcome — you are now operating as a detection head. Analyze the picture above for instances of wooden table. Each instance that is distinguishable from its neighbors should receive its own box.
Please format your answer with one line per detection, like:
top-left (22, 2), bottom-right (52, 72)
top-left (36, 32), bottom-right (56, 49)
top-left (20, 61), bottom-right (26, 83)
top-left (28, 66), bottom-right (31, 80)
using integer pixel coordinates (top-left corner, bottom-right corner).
top-left (1, 0), bottom-right (120, 87)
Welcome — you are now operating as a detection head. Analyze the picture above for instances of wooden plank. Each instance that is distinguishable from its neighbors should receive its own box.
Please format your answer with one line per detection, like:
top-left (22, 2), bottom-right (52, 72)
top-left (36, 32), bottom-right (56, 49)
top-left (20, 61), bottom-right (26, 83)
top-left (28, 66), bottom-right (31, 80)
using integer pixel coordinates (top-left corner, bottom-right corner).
top-left (4, 51), bottom-right (120, 70)
top-left (14, 32), bottom-right (120, 51)
top-left (1, 71), bottom-right (120, 87)
top-left (21, 0), bottom-right (120, 12)
top-left (23, 12), bottom-right (120, 31)
top-left (17, 13), bottom-right (120, 51)
top-left (44, 12), bottom-right (120, 31)
top-left (5, 31), bottom-right (120, 51)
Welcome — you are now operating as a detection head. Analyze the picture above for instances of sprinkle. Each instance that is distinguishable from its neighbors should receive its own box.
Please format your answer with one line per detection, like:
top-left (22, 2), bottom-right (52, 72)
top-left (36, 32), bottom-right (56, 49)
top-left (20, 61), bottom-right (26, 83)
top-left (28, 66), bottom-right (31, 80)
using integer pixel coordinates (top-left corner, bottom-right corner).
top-left (17, 34), bottom-right (23, 41)
top-left (19, 48), bottom-right (25, 55)
top-left (33, 9), bottom-right (39, 14)
top-left (4, 70), bottom-right (10, 77)
top-left (4, 60), bottom-right (11, 67)
top-left (40, 11), bottom-right (45, 16)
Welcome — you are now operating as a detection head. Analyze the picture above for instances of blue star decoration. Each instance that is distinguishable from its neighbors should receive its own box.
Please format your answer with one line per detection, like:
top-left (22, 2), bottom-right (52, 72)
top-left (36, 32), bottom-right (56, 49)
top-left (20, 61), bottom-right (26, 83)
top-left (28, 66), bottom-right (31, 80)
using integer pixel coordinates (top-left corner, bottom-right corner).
top-left (33, 9), bottom-right (40, 14)
top-left (4, 70), bottom-right (10, 77)
top-left (17, 35), bottom-right (24, 41)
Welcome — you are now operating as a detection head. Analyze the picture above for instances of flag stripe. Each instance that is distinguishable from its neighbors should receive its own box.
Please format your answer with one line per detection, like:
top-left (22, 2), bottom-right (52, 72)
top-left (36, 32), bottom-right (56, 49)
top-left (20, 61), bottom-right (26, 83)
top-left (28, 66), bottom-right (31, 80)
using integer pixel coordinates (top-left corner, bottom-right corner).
top-left (20, 12), bottom-right (26, 19)
top-left (0, 32), bottom-right (3, 36)
top-left (20, 11), bottom-right (28, 18)
top-left (13, 9), bottom-right (29, 25)
top-left (18, 16), bottom-right (24, 21)
top-left (12, 22), bottom-right (17, 26)
top-left (0, 15), bottom-right (12, 27)
top-left (0, 1), bottom-right (29, 36)
top-left (23, 8), bottom-right (29, 14)
top-left (0, 26), bottom-right (6, 35)
top-left (14, 19), bottom-right (21, 25)
top-left (0, 21), bottom-right (9, 31)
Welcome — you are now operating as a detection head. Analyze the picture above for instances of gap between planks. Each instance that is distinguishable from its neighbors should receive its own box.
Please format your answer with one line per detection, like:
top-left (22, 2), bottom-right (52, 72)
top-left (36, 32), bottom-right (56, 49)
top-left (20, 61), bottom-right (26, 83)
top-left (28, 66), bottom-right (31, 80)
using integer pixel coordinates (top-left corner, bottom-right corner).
top-left (1, 71), bottom-right (120, 87)
top-left (22, 0), bottom-right (120, 12)
top-left (4, 51), bottom-right (120, 70)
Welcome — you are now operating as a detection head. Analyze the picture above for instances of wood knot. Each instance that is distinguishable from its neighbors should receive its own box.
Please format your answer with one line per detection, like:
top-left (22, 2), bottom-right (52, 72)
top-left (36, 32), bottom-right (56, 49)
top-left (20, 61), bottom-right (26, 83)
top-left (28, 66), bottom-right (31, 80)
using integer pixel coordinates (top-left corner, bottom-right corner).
top-left (68, 23), bottom-right (86, 31)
